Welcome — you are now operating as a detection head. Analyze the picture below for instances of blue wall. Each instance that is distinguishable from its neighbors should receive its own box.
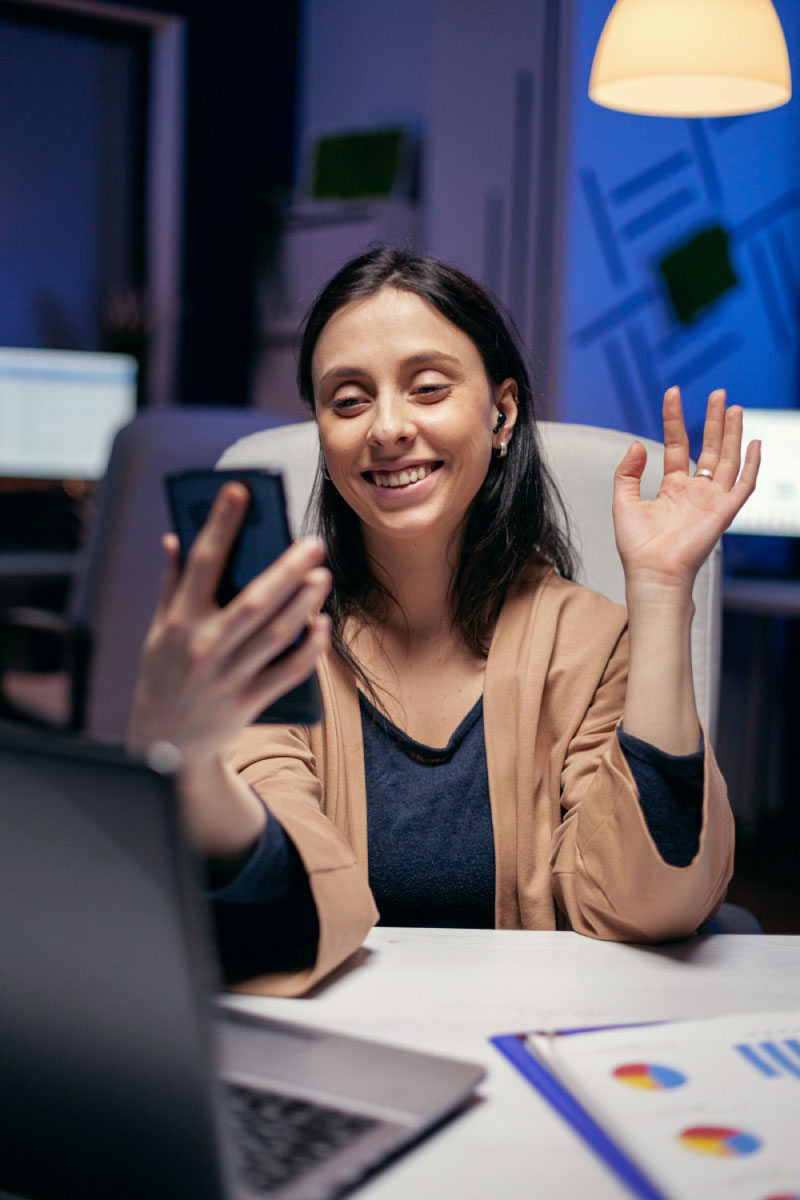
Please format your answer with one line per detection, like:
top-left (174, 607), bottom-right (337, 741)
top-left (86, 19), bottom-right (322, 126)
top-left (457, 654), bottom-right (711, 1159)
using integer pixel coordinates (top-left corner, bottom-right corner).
top-left (0, 21), bottom-right (109, 349)
top-left (561, 0), bottom-right (800, 465)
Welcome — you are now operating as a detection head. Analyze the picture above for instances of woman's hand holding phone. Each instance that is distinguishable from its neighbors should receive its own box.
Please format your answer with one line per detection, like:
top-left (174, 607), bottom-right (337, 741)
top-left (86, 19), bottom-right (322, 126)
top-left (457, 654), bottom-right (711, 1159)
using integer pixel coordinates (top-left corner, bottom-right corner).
top-left (128, 481), bottom-right (331, 855)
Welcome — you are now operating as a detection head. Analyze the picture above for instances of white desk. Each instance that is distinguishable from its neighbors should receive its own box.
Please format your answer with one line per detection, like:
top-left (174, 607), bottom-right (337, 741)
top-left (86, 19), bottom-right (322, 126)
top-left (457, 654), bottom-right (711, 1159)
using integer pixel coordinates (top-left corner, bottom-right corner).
top-left (222, 928), bottom-right (800, 1199)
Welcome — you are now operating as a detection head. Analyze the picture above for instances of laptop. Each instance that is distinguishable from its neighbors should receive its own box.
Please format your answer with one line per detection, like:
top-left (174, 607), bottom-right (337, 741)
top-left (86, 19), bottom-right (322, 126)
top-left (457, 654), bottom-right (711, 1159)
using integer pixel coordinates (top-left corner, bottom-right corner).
top-left (0, 723), bottom-right (484, 1200)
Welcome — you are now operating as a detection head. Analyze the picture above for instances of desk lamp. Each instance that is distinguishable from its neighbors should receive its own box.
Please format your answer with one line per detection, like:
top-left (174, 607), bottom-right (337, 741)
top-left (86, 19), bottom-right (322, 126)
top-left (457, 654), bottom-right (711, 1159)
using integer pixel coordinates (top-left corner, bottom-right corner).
top-left (589, 0), bottom-right (791, 117)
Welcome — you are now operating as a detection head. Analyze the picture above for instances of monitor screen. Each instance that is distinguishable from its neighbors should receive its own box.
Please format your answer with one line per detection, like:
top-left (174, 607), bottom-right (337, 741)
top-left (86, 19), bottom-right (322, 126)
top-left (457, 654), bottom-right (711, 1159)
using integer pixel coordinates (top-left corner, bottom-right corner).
top-left (727, 408), bottom-right (800, 538)
top-left (0, 347), bottom-right (137, 481)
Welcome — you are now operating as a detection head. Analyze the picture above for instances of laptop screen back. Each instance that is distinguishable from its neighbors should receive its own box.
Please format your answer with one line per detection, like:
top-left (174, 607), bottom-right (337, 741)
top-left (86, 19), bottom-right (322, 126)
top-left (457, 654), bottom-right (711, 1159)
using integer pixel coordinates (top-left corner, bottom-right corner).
top-left (0, 729), bottom-right (228, 1200)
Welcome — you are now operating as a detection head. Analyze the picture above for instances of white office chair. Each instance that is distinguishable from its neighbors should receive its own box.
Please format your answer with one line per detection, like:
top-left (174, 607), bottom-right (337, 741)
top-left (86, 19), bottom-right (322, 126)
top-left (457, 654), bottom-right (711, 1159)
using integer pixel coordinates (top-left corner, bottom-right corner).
top-left (218, 419), bottom-right (722, 740)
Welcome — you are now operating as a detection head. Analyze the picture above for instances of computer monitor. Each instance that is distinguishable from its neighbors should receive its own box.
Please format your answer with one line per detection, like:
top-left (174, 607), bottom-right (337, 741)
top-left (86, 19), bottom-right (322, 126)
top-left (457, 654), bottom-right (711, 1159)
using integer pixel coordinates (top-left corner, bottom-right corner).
top-left (0, 347), bottom-right (138, 481)
top-left (727, 408), bottom-right (800, 538)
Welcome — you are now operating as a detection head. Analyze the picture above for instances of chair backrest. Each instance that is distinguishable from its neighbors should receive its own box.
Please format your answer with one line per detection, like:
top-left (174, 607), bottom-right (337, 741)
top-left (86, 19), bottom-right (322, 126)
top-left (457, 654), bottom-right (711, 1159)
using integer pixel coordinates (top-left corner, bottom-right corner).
top-left (72, 407), bottom-right (281, 740)
top-left (217, 419), bottom-right (722, 740)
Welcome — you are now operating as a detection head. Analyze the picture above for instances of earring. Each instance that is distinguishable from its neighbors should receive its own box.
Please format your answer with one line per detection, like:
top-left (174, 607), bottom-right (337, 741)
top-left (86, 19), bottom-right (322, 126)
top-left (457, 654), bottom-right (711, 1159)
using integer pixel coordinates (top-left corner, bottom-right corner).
top-left (495, 440), bottom-right (508, 459)
top-left (492, 412), bottom-right (507, 434)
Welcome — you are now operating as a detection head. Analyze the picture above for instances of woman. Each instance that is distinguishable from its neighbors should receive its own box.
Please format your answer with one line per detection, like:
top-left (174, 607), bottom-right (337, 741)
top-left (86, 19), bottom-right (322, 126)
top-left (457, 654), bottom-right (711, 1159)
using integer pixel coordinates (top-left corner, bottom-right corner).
top-left (130, 248), bottom-right (759, 995)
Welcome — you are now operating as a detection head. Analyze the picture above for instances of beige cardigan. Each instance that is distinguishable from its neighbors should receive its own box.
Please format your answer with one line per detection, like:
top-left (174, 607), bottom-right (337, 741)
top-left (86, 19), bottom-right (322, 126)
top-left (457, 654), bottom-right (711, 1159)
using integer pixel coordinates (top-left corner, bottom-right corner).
top-left (223, 570), bottom-right (734, 995)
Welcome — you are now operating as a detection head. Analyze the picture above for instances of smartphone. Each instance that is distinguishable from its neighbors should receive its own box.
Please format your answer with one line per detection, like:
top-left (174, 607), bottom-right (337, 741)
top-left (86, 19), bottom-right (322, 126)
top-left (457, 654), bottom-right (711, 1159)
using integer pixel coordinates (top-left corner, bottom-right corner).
top-left (165, 468), bottom-right (322, 725)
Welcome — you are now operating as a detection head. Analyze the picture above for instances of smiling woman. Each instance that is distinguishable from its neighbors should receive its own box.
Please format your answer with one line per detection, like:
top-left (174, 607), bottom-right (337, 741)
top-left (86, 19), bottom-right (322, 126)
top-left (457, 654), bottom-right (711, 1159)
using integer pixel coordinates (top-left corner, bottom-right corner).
top-left (298, 252), bottom-right (573, 699)
top-left (313, 290), bottom-right (519, 641)
top-left (130, 246), bottom-right (760, 996)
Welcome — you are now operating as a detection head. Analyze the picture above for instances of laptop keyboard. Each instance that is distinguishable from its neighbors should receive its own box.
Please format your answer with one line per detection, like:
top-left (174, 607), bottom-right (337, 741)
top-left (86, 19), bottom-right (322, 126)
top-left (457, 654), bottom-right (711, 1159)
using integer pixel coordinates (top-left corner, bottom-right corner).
top-left (225, 1082), bottom-right (380, 1195)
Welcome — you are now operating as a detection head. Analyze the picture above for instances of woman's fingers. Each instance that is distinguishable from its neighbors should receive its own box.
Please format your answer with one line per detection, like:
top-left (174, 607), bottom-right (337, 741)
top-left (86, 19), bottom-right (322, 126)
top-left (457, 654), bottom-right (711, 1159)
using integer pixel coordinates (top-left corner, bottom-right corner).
top-left (692, 390), bottom-right (744, 489)
top-left (153, 532), bottom-right (182, 618)
top-left (688, 395), bottom-right (759, 525)
top-left (665, 387), bottom-right (752, 499)
top-left (662, 386), bottom-right (690, 476)
top-left (135, 527), bottom-right (329, 746)
top-left (214, 538), bottom-right (329, 659)
top-left (688, 394), bottom-right (754, 501)
top-left (710, 405), bottom-right (743, 491)
top-left (692, 389), bottom-right (728, 478)
top-left (613, 440), bottom-right (647, 507)
top-left (223, 565), bottom-right (332, 684)
top-left (172, 482), bottom-right (250, 615)
top-left (241, 612), bottom-right (332, 719)
top-left (728, 438), bottom-right (761, 511)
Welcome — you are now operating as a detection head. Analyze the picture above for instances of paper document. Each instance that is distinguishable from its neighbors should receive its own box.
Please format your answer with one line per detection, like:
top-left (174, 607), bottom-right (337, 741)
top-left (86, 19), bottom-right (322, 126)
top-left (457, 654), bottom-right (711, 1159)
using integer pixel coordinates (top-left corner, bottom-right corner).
top-left (493, 1010), bottom-right (800, 1200)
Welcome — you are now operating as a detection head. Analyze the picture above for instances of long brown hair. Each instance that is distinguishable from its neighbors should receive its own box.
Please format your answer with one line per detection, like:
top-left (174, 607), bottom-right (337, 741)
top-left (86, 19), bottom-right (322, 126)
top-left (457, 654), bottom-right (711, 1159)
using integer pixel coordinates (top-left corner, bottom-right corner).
top-left (297, 247), bottom-right (575, 683)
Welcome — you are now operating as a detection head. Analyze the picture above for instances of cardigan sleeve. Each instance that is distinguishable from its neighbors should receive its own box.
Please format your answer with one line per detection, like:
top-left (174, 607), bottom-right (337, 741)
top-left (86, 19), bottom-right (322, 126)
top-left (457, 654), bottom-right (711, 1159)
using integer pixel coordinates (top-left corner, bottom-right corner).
top-left (549, 623), bottom-right (734, 943)
top-left (219, 723), bottom-right (378, 996)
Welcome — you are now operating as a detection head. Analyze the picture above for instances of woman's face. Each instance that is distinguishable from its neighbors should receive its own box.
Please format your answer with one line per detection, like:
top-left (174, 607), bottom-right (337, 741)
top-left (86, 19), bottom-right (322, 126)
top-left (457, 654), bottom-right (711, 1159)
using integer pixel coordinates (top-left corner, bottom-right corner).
top-left (312, 287), bottom-right (517, 554)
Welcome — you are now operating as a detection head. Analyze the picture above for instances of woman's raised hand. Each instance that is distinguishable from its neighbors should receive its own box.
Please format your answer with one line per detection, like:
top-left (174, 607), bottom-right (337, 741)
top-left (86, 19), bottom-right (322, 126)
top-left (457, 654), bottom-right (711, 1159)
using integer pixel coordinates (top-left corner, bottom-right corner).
top-left (128, 481), bottom-right (331, 769)
top-left (612, 387), bottom-right (760, 597)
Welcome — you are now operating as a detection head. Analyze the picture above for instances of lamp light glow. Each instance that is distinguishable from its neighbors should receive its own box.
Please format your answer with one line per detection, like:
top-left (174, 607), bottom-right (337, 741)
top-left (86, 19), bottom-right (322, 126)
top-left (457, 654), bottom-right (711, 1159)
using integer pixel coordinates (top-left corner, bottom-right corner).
top-left (589, 0), bottom-right (791, 117)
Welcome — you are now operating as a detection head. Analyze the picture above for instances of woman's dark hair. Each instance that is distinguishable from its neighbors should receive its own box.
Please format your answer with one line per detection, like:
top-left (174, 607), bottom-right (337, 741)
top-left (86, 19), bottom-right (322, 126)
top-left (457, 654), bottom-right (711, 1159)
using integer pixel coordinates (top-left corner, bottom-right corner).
top-left (297, 245), bottom-right (575, 677)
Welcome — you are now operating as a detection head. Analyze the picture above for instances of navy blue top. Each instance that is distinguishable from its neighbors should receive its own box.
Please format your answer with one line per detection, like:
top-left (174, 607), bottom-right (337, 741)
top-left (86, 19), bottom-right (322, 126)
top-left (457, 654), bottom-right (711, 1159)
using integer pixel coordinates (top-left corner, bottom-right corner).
top-left (362, 693), bottom-right (494, 927)
top-left (210, 696), bottom-right (705, 979)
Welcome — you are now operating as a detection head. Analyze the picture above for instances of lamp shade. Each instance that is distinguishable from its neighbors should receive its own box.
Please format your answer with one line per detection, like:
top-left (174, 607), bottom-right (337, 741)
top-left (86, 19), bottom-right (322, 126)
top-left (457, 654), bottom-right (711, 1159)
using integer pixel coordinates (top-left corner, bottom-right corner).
top-left (589, 0), bottom-right (792, 117)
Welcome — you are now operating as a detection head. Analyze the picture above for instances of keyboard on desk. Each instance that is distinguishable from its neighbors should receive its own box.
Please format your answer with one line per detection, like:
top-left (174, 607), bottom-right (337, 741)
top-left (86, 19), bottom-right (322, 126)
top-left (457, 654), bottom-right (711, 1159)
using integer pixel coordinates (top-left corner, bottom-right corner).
top-left (224, 1082), bottom-right (396, 1199)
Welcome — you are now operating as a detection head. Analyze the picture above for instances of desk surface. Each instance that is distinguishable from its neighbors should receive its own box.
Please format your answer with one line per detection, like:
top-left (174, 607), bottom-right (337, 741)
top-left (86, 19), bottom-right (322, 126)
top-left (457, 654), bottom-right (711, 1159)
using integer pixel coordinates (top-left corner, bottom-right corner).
top-left (222, 928), bottom-right (800, 1199)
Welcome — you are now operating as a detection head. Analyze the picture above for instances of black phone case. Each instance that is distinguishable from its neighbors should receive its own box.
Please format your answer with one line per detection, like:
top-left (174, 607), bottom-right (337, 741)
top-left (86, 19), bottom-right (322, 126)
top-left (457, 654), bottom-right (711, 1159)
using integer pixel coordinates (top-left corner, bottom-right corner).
top-left (165, 468), bottom-right (322, 726)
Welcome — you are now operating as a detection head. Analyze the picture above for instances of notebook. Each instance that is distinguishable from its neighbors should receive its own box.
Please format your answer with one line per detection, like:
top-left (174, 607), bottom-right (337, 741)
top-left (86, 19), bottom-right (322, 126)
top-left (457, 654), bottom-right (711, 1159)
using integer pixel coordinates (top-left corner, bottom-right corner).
top-left (0, 723), bottom-right (483, 1200)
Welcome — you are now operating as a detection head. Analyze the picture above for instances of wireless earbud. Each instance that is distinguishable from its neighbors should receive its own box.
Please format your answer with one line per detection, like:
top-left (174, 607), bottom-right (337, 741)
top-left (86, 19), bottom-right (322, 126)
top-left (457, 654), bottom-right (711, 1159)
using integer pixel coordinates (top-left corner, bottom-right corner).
top-left (492, 413), bottom-right (507, 434)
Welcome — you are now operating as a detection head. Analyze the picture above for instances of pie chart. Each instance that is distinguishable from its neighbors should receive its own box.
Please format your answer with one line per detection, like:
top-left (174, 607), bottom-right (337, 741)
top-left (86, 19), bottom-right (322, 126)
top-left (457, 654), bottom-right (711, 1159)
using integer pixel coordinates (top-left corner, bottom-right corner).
top-left (612, 1062), bottom-right (687, 1090)
top-left (679, 1125), bottom-right (762, 1157)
